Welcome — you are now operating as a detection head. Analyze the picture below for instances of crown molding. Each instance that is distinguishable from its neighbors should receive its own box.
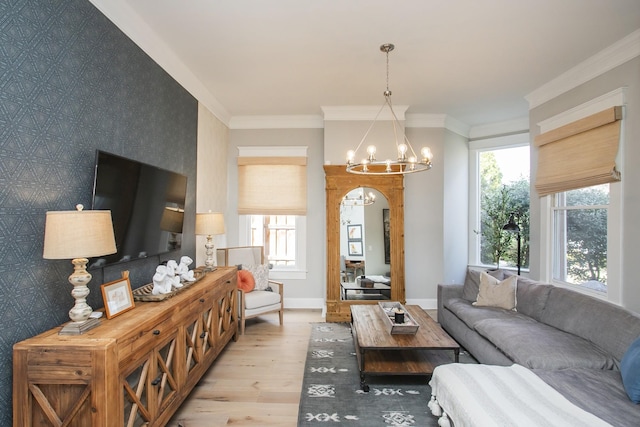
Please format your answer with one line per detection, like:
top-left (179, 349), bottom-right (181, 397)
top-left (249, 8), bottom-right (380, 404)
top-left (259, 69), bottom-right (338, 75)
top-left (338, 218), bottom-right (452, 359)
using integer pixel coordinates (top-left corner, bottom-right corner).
top-left (229, 115), bottom-right (324, 129)
top-left (405, 114), bottom-right (471, 138)
top-left (88, 0), bottom-right (231, 125)
top-left (321, 105), bottom-right (409, 121)
top-left (405, 113), bottom-right (447, 128)
top-left (526, 29), bottom-right (640, 110)
top-left (469, 117), bottom-right (530, 140)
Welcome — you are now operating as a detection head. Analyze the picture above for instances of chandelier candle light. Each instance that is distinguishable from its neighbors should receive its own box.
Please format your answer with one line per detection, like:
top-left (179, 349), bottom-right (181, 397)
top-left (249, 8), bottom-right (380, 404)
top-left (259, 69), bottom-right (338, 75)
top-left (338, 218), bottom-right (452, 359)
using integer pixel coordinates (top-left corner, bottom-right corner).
top-left (346, 43), bottom-right (433, 175)
top-left (43, 204), bottom-right (117, 335)
top-left (195, 211), bottom-right (225, 271)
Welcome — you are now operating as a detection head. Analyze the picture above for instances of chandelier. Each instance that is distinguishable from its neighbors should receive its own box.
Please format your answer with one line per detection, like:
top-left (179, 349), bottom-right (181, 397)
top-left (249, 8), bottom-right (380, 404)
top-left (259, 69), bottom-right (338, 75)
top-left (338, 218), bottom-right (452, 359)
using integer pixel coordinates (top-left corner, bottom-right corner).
top-left (341, 188), bottom-right (376, 206)
top-left (346, 44), bottom-right (433, 175)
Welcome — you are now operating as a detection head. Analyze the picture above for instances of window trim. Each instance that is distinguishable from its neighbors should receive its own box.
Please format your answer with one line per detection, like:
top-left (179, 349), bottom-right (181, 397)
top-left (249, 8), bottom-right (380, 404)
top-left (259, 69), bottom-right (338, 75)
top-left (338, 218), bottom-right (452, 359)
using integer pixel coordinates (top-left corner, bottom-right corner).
top-left (540, 183), bottom-right (621, 302)
top-left (468, 133), bottom-right (530, 269)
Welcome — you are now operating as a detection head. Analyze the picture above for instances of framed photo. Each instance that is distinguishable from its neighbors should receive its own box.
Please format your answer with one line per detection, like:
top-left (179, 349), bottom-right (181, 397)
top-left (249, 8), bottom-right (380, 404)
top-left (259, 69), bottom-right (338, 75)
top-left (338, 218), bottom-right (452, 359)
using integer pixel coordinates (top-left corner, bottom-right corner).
top-left (101, 276), bottom-right (135, 319)
top-left (348, 240), bottom-right (363, 256)
top-left (347, 224), bottom-right (362, 240)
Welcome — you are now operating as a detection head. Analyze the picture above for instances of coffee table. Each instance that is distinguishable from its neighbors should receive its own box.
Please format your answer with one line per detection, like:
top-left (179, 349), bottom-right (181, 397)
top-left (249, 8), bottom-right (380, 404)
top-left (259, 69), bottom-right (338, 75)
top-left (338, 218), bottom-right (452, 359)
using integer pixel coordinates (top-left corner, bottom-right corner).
top-left (350, 304), bottom-right (460, 391)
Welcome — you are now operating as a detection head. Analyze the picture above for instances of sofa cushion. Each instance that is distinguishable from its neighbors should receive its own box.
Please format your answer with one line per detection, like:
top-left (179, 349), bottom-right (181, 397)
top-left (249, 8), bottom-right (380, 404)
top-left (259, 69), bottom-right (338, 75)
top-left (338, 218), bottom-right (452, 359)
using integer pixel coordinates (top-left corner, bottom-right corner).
top-left (474, 317), bottom-right (616, 370)
top-left (244, 289), bottom-right (281, 310)
top-left (535, 368), bottom-right (640, 427)
top-left (461, 268), bottom-right (505, 302)
top-left (540, 287), bottom-right (640, 363)
top-left (445, 298), bottom-right (530, 331)
top-left (505, 274), bottom-right (553, 321)
top-left (473, 272), bottom-right (517, 310)
top-left (620, 336), bottom-right (640, 403)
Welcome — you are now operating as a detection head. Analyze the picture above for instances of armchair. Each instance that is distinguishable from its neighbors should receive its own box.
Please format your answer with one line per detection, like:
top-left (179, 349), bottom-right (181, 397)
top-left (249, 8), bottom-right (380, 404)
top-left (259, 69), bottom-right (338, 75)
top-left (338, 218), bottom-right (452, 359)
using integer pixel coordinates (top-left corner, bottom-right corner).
top-left (216, 246), bottom-right (284, 334)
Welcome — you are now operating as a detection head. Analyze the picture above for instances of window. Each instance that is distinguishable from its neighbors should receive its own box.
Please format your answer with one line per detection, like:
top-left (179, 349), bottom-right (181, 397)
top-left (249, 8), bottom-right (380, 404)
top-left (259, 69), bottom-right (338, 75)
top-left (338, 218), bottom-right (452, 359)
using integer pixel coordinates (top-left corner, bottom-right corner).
top-left (551, 184), bottom-right (609, 292)
top-left (469, 133), bottom-right (530, 270)
top-left (250, 215), bottom-right (296, 267)
top-left (240, 214), bottom-right (306, 279)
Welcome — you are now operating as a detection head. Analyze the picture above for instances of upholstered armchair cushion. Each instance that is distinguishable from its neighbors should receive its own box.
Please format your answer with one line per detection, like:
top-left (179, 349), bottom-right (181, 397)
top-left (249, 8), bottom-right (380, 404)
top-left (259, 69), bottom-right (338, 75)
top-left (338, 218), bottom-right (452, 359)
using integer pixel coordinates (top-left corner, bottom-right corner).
top-left (244, 289), bottom-right (281, 311)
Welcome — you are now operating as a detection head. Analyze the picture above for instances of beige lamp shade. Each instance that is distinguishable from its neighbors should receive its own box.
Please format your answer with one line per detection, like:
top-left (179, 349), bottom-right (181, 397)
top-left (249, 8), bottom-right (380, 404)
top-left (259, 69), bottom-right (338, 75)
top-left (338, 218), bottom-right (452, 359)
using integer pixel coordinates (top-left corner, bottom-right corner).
top-left (160, 206), bottom-right (185, 233)
top-left (43, 206), bottom-right (117, 259)
top-left (195, 212), bottom-right (225, 236)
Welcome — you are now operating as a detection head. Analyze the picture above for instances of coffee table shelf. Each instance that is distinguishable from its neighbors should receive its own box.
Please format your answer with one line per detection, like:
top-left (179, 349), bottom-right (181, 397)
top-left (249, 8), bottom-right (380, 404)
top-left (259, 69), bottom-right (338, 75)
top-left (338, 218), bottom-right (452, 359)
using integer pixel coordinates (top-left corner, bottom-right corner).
top-left (350, 304), bottom-right (460, 391)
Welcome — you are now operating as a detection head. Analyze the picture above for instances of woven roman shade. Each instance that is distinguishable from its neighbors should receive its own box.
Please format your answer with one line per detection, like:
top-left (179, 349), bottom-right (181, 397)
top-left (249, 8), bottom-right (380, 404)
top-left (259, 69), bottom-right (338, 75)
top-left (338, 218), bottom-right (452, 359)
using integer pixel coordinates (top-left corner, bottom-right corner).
top-left (238, 156), bottom-right (307, 215)
top-left (534, 106), bottom-right (622, 197)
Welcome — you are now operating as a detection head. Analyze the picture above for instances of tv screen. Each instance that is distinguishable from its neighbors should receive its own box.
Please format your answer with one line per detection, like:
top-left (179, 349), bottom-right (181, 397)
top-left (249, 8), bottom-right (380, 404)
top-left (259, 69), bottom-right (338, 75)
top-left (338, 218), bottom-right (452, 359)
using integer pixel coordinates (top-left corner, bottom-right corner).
top-left (90, 150), bottom-right (187, 268)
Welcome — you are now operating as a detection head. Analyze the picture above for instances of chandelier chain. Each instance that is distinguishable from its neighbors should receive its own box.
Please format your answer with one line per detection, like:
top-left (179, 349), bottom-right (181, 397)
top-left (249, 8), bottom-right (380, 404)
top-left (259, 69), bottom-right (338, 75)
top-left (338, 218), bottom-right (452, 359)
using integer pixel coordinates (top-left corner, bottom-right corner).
top-left (386, 47), bottom-right (390, 94)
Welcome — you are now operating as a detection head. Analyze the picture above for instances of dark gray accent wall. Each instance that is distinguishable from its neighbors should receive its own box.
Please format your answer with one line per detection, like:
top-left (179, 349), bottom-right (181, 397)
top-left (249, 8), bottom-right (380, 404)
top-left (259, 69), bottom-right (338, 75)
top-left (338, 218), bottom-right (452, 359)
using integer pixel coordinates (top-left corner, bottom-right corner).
top-left (0, 1), bottom-right (198, 423)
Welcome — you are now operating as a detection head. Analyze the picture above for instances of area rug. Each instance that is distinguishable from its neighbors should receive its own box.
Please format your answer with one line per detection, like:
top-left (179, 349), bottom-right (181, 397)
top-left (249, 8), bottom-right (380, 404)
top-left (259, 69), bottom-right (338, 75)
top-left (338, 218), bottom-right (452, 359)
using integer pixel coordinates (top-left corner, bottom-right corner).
top-left (298, 322), bottom-right (453, 426)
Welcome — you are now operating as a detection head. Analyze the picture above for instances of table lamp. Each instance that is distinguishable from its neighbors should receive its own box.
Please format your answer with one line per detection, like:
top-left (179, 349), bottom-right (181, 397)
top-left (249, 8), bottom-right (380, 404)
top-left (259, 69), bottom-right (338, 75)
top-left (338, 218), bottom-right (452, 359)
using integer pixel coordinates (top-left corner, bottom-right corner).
top-left (195, 211), bottom-right (225, 271)
top-left (43, 204), bottom-right (117, 334)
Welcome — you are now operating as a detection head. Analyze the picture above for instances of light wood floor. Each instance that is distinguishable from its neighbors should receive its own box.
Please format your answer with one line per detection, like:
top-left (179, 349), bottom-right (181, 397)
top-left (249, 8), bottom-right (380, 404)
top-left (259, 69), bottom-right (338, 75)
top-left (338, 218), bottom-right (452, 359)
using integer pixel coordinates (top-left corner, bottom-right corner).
top-left (168, 309), bottom-right (324, 427)
top-left (168, 308), bottom-right (438, 427)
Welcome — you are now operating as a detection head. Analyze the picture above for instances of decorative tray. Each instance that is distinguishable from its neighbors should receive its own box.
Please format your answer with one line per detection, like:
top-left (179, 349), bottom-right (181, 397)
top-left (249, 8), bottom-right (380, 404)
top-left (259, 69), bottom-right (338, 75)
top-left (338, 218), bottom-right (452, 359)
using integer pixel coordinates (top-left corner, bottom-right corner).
top-left (378, 301), bottom-right (420, 334)
top-left (133, 268), bottom-right (206, 302)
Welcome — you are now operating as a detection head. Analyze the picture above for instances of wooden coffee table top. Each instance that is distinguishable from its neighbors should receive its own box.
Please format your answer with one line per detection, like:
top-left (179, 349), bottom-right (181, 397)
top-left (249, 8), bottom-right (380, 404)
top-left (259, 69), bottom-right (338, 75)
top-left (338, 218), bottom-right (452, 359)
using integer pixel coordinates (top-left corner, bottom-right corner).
top-left (350, 304), bottom-right (459, 351)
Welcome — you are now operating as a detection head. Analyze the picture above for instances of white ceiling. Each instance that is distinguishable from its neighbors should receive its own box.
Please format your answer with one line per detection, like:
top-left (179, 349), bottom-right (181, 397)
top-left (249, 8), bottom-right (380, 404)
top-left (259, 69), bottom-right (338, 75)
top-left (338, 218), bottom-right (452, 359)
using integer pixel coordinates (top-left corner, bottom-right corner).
top-left (90, 0), bottom-right (640, 131)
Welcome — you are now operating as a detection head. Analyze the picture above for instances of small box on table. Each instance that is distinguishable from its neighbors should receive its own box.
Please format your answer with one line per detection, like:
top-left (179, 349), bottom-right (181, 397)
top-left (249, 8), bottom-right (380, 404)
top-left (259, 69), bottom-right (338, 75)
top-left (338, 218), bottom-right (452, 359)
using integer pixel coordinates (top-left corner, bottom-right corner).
top-left (378, 301), bottom-right (420, 334)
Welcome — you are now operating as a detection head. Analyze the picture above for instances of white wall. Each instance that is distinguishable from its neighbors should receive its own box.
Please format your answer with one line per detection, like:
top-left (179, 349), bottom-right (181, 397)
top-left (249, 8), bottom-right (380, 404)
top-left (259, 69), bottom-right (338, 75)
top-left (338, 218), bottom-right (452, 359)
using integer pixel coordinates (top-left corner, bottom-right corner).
top-left (226, 128), bottom-right (326, 306)
top-left (529, 56), bottom-right (640, 313)
top-left (196, 104), bottom-right (229, 267)
top-left (442, 129), bottom-right (471, 285)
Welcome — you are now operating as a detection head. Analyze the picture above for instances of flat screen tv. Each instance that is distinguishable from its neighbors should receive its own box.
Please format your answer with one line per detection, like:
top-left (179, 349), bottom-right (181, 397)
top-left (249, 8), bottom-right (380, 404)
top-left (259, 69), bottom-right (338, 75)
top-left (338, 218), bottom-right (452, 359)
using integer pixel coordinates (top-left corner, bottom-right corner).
top-left (89, 150), bottom-right (188, 268)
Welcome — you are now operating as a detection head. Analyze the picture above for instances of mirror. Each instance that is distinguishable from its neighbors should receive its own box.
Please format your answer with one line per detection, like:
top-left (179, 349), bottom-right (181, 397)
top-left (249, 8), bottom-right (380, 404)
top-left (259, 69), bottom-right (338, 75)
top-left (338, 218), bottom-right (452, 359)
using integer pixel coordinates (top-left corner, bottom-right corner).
top-left (339, 187), bottom-right (391, 301)
top-left (324, 165), bottom-right (405, 322)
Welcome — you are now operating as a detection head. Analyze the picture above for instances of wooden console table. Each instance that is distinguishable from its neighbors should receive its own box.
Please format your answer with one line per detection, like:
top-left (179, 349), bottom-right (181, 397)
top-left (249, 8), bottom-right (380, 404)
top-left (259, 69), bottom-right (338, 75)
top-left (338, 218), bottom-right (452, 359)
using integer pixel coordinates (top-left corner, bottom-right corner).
top-left (13, 267), bottom-right (238, 427)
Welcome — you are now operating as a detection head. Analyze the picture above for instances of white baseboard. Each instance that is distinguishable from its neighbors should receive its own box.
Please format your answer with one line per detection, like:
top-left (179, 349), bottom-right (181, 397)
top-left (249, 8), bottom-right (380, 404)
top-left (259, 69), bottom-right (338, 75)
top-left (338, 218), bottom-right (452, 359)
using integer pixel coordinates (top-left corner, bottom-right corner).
top-left (283, 298), bottom-right (325, 309)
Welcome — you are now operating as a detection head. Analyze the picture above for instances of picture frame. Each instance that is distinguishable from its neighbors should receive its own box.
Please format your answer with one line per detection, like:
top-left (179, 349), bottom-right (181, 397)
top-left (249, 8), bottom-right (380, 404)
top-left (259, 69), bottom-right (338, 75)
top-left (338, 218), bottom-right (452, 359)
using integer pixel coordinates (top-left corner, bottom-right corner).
top-left (347, 224), bottom-right (362, 241)
top-left (348, 240), bottom-right (363, 256)
top-left (101, 274), bottom-right (135, 319)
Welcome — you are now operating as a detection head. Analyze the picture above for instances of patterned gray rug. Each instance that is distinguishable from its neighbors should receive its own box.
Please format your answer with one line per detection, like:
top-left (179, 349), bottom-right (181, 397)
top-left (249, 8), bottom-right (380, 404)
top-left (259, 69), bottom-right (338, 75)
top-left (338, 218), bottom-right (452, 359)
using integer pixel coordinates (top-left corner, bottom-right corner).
top-left (298, 322), bottom-right (459, 426)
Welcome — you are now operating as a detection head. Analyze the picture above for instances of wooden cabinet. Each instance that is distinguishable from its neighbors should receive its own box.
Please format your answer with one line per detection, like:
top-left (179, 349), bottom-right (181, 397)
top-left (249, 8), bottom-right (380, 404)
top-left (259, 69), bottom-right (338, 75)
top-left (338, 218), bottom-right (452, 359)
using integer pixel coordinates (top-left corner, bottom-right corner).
top-left (13, 267), bottom-right (238, 427)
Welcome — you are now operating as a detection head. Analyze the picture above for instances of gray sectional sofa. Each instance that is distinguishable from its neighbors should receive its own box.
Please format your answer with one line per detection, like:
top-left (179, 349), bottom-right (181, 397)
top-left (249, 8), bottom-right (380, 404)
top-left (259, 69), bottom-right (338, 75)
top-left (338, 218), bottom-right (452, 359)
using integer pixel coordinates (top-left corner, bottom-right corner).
top-left (437, 268), bottom-right (640, 426)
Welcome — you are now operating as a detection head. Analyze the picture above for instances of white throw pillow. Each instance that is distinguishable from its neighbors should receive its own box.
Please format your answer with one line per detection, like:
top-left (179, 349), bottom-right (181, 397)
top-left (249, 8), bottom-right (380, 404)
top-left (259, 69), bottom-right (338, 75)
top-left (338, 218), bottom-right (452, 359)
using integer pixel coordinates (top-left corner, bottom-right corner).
top-left (473, 271), bottom-right (517, 311)
top-left (244, 264), bottom-right (270, 291)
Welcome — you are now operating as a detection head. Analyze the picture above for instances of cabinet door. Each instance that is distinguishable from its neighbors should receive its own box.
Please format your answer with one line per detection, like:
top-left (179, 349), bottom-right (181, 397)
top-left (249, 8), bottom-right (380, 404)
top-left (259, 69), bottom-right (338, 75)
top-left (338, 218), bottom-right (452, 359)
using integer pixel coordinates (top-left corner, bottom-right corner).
top-left (122, 330), bottom-right (179, 427)
top-left (212, 286), bottom-right (237, 344)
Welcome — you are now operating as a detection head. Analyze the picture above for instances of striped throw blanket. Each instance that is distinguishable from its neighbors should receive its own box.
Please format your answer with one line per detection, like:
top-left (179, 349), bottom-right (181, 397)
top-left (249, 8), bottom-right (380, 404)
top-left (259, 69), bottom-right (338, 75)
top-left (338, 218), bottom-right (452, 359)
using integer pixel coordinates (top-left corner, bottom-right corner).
top-left (428, 364), bottom-right (612, 427)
